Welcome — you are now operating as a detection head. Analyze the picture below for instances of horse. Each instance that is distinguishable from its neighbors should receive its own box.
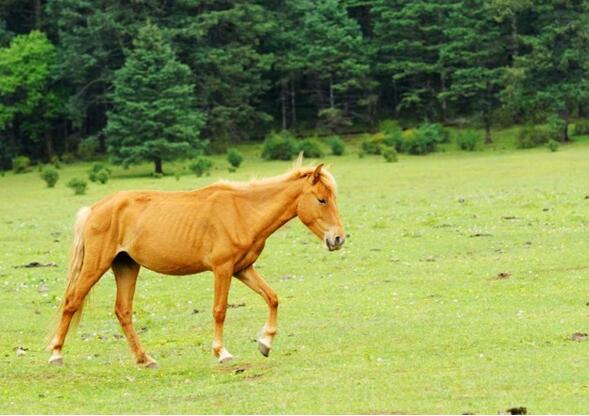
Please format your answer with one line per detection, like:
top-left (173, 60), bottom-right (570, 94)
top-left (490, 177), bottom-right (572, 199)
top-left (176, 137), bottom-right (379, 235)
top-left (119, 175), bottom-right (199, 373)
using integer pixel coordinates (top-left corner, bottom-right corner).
top-left (47, 156), bottom-right (345, 367)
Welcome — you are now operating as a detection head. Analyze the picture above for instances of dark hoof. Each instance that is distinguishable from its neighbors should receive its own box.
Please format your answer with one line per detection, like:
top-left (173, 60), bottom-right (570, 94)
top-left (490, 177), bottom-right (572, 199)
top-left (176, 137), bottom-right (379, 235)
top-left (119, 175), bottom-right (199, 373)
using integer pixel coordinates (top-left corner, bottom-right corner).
top-left (258, 340), bottom-right (271, 357)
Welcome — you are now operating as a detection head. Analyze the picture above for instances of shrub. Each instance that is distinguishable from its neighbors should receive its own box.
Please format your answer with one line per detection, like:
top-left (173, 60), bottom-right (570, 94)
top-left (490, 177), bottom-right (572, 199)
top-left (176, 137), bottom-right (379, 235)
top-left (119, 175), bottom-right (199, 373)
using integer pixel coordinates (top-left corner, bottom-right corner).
top-left (456, 130), bottom-right (480, 151)
top-left (40, 166), bottom-right (59, 187)
top-left (67, 178), bottom-right (87, 195)
top-left (547, 115), bottom-right (565, 141)
top-left (190, 156), bottom-right (213, 177)
top-left (327, 136), bottom-right (345, 156)
top-left (517, 125), bottom-right (552, 148)
top-left (547, 139), bottom-right (559, 152)
top-left (227, 148), bottom-right (244, 168)
top-left (298, 137), bottom-right (324, 158)
top-left (78, 136), bottom-right (100, 160)
top-left (61, 152), bottom-right (76, 164)
top-left (12, 156), bottom-right (31, 174)
top-left (360, 134), bottom-right (385, 155)
top-left (261, 131), bottom-right (299, 160)
top-left (382, 146), bottom-right (398, 163)
top-left (50, 155), bottom-right (61, 169)
top-left (88, 163), bottom-right (111, 184)
top-left (573, 119), bottom-right (589, 136)
top-left (318, 107), bottom-right (351, 132)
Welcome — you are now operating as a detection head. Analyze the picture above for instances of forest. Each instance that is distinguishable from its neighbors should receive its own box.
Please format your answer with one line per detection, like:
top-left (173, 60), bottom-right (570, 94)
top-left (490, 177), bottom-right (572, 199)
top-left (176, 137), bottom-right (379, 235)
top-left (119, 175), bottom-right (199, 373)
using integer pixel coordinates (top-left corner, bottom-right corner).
top-left (1, 0), bottom-right (588, 170)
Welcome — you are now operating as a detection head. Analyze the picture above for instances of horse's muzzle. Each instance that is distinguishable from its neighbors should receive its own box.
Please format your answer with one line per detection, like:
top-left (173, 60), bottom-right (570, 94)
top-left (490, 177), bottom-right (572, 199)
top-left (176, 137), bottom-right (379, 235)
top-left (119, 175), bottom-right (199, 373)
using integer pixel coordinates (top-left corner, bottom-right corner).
top-left (325, 234), bottom-right (345, 251)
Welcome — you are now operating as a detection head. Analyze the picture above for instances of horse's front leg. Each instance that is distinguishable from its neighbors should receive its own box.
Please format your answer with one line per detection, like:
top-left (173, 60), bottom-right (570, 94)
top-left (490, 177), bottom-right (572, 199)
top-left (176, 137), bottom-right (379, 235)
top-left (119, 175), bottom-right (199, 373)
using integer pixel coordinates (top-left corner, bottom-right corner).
top-left (212, 263), bottom-right (234, 363)
top-left (236, 265), bottom-right (279, 357)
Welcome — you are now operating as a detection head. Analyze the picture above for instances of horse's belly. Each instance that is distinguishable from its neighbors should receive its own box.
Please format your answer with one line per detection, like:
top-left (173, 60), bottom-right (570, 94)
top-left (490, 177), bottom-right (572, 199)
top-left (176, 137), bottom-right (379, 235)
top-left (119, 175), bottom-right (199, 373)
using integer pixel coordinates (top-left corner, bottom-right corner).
top-left (125, 243), bottom-right (209, 275)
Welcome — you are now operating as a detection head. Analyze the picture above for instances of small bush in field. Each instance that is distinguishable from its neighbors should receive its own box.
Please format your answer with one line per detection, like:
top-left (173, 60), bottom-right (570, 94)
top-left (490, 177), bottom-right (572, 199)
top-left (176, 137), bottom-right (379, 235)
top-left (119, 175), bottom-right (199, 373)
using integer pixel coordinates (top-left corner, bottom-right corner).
top-left (261, 131), bottom-right (299, 160)
top-left (327, 136), bottom-right (345, 155)
top-left (67, 178), bottom-right (87, 195)
top-left (12, 156), bottom-right (31, 174)
top-left (298, 138), bottom-right (324, 158)
top-left (40, 166), bottom-right (59, 187)
top-left (190, 156), bottom-right (213, 177)
top-left (88, 163), bottom-right (111, 184)
top-left (546, 139), bottom-right (559, 152)
top-left (50, 155), bottom-right (61, 169)
top-left (360, 134), bottom-right (385, 155)
top-left (517, 125), bottom-right (552, 148)
top-left (227, 148), bottom-right (244, 168)
top-left (456, 130), bottom-right (480, 151)
top-left (573, 120), bottom-right (589, 136)
top-left (382, 146), bottom-right (398, 163)
top-left (61, 152), bottom-right (76, 164)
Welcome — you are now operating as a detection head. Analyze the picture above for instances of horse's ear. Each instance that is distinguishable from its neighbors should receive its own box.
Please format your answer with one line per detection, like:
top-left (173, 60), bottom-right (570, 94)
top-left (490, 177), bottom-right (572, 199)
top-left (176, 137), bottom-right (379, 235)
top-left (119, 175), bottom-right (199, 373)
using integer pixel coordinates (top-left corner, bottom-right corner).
top-left (312, 163), bottom-right (324, 184)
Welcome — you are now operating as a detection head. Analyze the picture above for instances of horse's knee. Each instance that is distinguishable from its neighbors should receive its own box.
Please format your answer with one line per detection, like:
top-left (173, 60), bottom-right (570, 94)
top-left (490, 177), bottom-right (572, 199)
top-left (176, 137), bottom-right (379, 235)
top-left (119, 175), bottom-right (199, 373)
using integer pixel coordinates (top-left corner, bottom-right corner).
top-left (268, 292), bottom-right (279, 309)
top-left (62, 296), bottom-right (80, 315)
top-left (213, 305), bottom-right (227, 323)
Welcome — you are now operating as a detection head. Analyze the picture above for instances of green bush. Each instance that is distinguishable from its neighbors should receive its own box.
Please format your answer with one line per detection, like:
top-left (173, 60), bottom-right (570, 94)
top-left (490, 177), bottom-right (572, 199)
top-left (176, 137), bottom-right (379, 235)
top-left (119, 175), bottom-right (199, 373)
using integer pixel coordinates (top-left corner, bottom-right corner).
top-left (190, 156), bottom-right (213, 177)
top-left (547, 115), bottom-right (565, 141)
top-left (261, 131), bottom-right (299, 160)
top-left (12, 156), bottom-right (31, 174)
top-left (67, 178), bottom-right (87, 195)
top-left (517, 125), bottom-right (552, 148)
top-left (382, 146), bottom-right (398, 163)
top-left (360, 134), bottom-right (385, 155)
top-left (88, 163), bottom-right (111, 184)
top-left (298, 137), bottom-right (324, 158)
top-left (61, 152), bottom-right (76, 164)
top-left (78, 136), bottom-right (100, 160)
top-left (40, 166), bottom-right (59, 187)
top-left (456, 130), bottom-right (480, 151)
top-left (547, 139), bottom-right (559, 152)
top-left (327, 136), bottom-right (346, 156)
top-left (227, 148), bottom-right (244, 168)
top-left (573, 120), bottom-right (589, 136)
top-left (50, 155), bottom-right (61, 169)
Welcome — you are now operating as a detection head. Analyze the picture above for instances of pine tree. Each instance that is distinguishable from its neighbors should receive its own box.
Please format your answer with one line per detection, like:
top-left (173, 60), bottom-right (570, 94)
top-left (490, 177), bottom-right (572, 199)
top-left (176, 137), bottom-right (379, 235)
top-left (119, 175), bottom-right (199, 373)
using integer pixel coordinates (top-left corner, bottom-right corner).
top-left (441, 0), bottom-right (509, 143)
top-left (106, 23), bottom-right (204, 174)
top-left (372, 0), bottom-right (455, 121)
top-left (508, 0), bottom-right (589, 141)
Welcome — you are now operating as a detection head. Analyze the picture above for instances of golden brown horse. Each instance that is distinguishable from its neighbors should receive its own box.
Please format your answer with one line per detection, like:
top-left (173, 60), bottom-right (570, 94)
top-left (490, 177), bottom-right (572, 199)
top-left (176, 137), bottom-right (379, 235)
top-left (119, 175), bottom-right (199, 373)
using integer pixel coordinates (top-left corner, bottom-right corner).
top-left (47, 156), bottom-right (345, 367)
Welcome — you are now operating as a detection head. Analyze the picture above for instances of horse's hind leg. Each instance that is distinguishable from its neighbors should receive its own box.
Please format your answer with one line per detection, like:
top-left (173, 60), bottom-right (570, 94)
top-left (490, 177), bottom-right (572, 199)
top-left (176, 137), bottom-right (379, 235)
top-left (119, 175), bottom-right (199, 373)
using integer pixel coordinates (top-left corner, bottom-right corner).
top-left (112, 254), bottom-right (157, 368)
top-left (48, 251), bottom-right (112, 364)
top-left (236, 265), bottom-right (279, 357)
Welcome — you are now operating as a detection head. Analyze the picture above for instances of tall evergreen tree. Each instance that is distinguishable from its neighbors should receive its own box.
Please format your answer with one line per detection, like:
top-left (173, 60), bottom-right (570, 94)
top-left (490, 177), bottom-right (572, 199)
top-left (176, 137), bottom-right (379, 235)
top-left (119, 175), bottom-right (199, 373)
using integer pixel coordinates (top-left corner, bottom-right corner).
top-left (441, 0), bottom-right (509, 143)
top-left (106, 23), bottom-right (204, 174)
top-left (300, 0), bottom-right (374, 131)
top-left (167, 1), bottom-right (274, 143)
top-left (509, 0), bottom-right (589, 141)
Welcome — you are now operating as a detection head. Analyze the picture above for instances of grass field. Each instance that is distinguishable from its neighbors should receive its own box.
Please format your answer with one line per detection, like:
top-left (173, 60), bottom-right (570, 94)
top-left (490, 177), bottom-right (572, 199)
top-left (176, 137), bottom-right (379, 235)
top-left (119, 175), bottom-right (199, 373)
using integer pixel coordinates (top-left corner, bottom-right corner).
top-left (1, 135), bottom-right (589, 414)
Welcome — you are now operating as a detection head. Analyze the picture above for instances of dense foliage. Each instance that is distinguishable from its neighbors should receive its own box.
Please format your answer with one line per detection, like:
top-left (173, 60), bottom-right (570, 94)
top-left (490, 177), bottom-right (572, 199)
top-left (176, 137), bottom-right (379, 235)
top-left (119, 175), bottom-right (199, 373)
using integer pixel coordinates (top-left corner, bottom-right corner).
top-left (1, 1), bottom-right (589, 168)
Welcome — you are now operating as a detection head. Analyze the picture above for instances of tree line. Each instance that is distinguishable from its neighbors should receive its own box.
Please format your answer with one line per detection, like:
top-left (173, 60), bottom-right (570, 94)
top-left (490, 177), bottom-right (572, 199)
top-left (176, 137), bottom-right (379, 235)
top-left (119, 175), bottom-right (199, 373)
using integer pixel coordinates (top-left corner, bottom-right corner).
top-left (1, 0), bottom-right (588, 170)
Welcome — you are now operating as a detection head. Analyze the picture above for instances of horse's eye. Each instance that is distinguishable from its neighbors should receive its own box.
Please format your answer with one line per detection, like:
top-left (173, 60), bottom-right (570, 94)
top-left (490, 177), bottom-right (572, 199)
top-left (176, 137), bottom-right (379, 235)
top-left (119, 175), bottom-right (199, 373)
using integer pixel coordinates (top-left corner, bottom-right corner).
top-left (317, 198), bottom-right (327, 205)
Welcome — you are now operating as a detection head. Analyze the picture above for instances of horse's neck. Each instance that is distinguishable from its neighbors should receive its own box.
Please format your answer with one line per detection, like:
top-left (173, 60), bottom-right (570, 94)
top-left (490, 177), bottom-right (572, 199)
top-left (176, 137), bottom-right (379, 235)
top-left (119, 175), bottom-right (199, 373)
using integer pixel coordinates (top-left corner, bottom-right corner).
top-left (241, 178), bottom-right (303, 241)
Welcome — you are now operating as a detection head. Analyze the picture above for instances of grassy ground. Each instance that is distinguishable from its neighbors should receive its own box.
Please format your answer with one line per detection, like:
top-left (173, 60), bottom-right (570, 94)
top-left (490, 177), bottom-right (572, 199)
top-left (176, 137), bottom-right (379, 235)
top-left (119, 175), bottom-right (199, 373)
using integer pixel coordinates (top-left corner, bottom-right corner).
top-left (1, 133), bottom-right (589, 414)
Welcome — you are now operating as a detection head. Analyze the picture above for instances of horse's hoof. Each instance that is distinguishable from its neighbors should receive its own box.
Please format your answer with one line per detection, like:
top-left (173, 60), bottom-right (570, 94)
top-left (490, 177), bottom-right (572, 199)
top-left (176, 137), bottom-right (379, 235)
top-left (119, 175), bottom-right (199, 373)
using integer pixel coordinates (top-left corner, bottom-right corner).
top-left (48, 355), bottom-right (63, 366)
top-left (258, 340), bottom-right (271, 357)
top-left (218, 349), bottom-right (234, 364)
top-left (143, 361), bottom-right (159, 369)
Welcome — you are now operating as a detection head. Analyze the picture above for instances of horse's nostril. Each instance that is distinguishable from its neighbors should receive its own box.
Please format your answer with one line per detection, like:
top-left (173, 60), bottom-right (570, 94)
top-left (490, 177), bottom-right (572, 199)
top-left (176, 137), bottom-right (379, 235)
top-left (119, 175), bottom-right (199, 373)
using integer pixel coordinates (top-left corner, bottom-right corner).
top-left (334, 235), bottom-right (342, 245)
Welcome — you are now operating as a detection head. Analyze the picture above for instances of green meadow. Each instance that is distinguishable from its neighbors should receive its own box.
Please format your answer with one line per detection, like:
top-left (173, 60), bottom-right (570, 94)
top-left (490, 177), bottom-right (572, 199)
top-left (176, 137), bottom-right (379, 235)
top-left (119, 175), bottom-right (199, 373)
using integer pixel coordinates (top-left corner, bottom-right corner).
top-left (1, 134), bottom-right (589, 414)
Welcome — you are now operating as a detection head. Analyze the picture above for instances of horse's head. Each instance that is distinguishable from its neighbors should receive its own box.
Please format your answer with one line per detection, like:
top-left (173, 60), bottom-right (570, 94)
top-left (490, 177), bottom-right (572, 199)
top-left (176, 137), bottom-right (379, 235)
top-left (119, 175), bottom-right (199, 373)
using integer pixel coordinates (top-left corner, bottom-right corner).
top-left (297, 163), bottom-right (345, 251)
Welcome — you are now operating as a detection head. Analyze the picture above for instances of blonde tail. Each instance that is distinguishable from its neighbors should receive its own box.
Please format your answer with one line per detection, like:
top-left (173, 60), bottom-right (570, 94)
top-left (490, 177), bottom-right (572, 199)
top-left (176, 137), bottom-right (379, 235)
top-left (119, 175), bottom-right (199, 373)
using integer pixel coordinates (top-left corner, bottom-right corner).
top-left (60, 207), bottom-right (91, 328)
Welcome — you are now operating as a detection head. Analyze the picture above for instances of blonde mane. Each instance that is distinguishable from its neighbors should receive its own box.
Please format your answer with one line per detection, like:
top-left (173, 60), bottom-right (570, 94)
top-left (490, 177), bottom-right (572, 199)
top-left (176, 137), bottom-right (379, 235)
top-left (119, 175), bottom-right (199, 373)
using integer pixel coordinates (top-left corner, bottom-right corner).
top-left (215, 154), bottom-right (338, 194)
